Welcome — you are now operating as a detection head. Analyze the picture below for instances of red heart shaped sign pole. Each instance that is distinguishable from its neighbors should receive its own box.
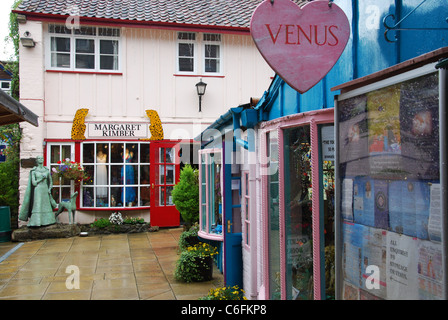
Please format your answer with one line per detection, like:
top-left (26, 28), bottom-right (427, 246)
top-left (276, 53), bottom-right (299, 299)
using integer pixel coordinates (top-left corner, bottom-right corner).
top-left (250, 0), bottom-right (350, 93)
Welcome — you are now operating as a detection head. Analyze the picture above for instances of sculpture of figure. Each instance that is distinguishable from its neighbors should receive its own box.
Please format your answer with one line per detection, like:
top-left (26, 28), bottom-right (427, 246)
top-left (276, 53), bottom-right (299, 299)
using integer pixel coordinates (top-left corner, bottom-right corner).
top-left (19, 155), bottom-right (58, 227)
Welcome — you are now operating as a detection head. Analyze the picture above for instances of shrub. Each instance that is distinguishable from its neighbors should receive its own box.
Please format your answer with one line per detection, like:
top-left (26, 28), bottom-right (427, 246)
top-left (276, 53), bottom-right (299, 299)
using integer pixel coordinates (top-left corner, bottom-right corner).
top-left (172, 165), bottom-right (199, 228)
top-left (90, 218), bottom-right (111, 228)
top-left (174, 242), bottom-right (218, 282)
top-left (178, 223), bottom-right (199, 251)
top-left (200, 286), bottom-right (247, 300)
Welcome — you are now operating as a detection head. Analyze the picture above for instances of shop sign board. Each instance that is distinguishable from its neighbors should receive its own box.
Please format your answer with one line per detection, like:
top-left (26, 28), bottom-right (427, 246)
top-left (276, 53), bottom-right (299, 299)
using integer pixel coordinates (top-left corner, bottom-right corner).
top-left (250, 0), bottom-right (350, 93)
top-left (88, 122), bottom-right (148, 139)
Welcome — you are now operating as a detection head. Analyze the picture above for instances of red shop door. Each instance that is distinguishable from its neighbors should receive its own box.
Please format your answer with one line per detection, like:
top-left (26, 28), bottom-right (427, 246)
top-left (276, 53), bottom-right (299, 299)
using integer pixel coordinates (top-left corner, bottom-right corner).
top-left (150, 141), bottom-right (181, 227)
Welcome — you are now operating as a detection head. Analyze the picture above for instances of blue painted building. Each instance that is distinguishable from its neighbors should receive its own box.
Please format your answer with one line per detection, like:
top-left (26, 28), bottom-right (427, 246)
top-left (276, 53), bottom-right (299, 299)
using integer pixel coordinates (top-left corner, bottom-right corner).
top-left (196, 0), bottom-right (448, 299)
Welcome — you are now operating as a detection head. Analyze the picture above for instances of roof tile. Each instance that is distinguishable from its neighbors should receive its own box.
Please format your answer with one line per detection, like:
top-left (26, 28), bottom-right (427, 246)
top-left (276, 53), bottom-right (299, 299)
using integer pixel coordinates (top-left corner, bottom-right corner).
top-left (17, 0), bottom-right (308, 29)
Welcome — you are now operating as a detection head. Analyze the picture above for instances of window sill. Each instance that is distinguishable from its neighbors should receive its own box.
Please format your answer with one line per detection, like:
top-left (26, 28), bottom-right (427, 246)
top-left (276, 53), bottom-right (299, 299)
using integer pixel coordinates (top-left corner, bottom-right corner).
top-left (173, 74), bottom-right (225, 78)
top-left (198, 230), bottom-right (223, 241)
top-left (46, 70), bottom-right (123, 76)
top-left (79, 207), bottom-right (150, 211)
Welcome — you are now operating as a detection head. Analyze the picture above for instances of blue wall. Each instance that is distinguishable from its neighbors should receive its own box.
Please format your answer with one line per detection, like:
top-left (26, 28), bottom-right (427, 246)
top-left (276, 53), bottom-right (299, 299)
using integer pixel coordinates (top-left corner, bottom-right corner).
top-left (262, 0), bottom-right (448, 119)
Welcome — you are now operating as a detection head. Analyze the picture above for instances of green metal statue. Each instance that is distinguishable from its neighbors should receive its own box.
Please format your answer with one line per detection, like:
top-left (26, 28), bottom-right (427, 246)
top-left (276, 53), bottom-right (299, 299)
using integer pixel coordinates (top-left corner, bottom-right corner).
top-left (19, 155), bottom-right (58, 227)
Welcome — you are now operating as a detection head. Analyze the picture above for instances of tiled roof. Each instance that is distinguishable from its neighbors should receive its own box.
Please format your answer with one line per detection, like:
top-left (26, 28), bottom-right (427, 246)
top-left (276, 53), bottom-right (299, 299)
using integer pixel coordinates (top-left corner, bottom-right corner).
top-left (16, 0), bottom-right (308, 30)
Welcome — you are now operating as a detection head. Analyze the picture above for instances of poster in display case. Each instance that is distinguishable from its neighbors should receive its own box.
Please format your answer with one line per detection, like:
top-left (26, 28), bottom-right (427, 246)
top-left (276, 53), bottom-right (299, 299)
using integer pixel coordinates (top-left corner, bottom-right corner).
top-left (335, 64), bottom-right (447, 300)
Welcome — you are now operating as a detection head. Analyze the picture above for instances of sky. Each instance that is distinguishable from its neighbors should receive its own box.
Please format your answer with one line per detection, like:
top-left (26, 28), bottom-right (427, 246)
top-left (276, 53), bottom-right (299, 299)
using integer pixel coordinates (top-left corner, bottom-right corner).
top-left (0, 0), bottom-right (17, 61)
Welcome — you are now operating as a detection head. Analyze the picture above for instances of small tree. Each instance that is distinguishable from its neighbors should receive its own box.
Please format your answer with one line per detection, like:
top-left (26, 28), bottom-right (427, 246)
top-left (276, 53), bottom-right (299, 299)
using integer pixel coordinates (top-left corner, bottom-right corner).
top-left (172, 165), bottom-right (199, 228)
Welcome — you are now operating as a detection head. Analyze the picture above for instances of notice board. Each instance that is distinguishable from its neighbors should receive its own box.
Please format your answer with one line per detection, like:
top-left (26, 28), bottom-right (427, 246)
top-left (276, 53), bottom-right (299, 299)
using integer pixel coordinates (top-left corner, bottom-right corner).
top-left (336, 69), bottom-right (446, 300)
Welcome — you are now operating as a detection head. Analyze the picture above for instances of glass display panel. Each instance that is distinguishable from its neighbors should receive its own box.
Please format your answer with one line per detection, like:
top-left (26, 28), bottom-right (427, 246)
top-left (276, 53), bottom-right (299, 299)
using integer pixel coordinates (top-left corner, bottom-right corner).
top-left (337, 72), bottom-right (444, 300)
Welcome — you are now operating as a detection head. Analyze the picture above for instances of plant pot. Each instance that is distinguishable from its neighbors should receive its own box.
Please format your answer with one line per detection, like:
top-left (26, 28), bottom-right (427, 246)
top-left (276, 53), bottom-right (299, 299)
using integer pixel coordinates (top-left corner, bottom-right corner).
top-left (193, 256), bottom-right (213, 282)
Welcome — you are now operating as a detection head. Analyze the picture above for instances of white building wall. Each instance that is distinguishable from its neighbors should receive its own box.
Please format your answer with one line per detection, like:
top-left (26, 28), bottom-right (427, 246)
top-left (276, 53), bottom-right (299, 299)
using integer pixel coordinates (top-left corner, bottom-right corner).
top-left (18, 19), bottom-right (273, 224)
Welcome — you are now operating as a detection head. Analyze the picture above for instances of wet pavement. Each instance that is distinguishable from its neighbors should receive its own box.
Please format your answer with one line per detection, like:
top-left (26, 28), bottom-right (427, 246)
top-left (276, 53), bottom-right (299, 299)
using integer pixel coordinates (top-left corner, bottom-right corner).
top-left (0, 228), bottom-right (223, 300)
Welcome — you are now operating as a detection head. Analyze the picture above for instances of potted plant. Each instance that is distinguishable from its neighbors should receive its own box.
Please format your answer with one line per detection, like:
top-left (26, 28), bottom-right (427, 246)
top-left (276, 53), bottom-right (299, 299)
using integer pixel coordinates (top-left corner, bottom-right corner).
top-left (171, 165), bottom-right (199, 229)
top-left (200, 285), bottom-right (247, 300)
top-left (174, 242), bottom-right (218, 282)
top-left (52, 158), bottom-right (90, 185)
top-left (178, 223), bottom-right (200, 251)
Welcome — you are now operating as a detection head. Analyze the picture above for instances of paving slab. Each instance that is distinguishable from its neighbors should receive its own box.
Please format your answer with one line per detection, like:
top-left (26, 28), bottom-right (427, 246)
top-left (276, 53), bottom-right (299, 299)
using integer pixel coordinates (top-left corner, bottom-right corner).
top-left (0, 227), bottom-right (223, 300)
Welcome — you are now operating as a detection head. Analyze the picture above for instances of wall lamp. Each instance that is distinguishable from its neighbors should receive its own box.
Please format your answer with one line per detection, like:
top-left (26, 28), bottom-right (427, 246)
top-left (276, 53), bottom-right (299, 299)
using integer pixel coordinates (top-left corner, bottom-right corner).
top-left (20, 31), bottom-right (35, 48)
top-left (195, 78), bottom-right (207, 112)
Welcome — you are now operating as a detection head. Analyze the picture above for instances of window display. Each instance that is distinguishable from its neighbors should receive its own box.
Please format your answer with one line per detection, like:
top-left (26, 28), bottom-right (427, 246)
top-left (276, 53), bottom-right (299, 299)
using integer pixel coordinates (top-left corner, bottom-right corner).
top-left (336, 71), bottom-right (445, 300)
top-left (81, 142), bottom-right (150, 208)
top-left (198, 149), bottom-right (223, 238)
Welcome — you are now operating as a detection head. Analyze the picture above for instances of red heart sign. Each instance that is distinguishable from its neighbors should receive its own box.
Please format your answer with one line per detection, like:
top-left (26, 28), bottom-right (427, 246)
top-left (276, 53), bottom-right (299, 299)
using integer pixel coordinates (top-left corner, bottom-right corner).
top-left (250, 0), bottom-right (350, 93)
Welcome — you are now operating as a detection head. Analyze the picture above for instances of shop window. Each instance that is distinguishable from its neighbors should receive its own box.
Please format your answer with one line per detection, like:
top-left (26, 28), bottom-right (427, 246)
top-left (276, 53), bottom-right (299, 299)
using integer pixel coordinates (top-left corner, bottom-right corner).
top-left (48, 24), bottom-right (120, 72)
top-left (47, 143), bottom-right (75, 203)
top-left (265, 130), bottom-right (281, 300)
top-left (242, 171), bottom-right (250, 249)
top-left (81, 142), bottom-right (150, 208)
top-left (198, 149), bottom-right (223, 238)
top-left (283, 125), bottom-right (314, 300)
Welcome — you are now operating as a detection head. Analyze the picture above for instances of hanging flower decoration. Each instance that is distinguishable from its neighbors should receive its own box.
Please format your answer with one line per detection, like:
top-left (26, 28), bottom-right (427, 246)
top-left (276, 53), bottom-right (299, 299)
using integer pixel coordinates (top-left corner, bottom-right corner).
top-left (52, 158), bottom-right (90, 184)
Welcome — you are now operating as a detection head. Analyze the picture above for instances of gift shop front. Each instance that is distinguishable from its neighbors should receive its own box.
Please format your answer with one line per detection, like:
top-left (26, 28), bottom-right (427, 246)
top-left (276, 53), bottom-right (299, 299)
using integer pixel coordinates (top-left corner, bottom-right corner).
top-left (44, 114), bottom-right (182, 227)
top-left (260, 107), bottom-right (335, 300)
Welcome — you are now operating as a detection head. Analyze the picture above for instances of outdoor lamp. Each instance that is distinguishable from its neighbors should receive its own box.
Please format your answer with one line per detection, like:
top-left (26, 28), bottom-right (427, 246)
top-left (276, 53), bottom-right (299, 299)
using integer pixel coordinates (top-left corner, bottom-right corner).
top-left (195, 78), bottom-right (207, 112)
top-left (20, 32), bottom-right (35, 48)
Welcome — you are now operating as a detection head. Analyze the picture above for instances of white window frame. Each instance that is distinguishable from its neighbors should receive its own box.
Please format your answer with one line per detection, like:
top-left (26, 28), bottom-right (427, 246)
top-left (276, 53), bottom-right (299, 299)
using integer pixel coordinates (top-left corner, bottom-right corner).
top-left (176, 32), bottom-right (223, 75)
top-left (46, 24), bottom-right (121, 73)
top-left (202, 33), bottom-right (222, 75)
top-left (0, 81), bottom-right (11, 95)
top-left (46, 142), bottom-right (75, 203)
top-left (79, 141), bottom-right (151, 209)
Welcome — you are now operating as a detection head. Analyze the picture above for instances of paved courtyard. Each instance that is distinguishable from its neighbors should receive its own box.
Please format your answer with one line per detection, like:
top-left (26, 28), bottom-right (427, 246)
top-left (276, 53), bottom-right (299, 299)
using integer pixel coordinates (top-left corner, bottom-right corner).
top-left (0, 228), bottom-right (223, 300)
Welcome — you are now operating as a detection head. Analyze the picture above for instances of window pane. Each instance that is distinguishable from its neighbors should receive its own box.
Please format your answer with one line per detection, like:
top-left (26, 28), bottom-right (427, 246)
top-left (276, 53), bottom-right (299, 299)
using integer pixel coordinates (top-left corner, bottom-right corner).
top-left (111, 143), bottom-right (124, 163)
top-left (51, 37), bottom-right (70, 52)
top-left (125, 144), bottom-right (138, 163)
top-left (100, 56), bottom-right (118, 70)
top-left (111, 187), bottom-right (123, 207)
top-left (99, 27), bottom-right (120, 37)
top-left (178, 32), bottom-right (195, 41)
top-left (203, 33), bottom-right (221, 42)
top-left (166, 165), bottom-right (174, 184)
top-left (140, 143), bottom-right (150, 163)
top-left (83, 143), bottom-right (94, 163)
top-left (83, 165), bottom-right (94, 185)
top-left (267, 130), bottom-right (281, 300)
top-left (51, 145), bottom-right (60, 163)
top-left (205, 44), bottom-right (219, 58)
top-left (179, 58), bottom-right (194, 71)
top-left (111, 165), bottom-right (123, 185)
top-left (100, 40), bottom-right (118, 54)
top-left (166, 148), bottom-right (174, 163)
top-left (140, 165), bottom-right (150, 184)
top-left (284, 125), bottom-right (313, 300)
top-left (166, 186), bottom-right (174, 205)
top-left (74, 26), bottom-right (96, 36)
top-left (75, 54), bottom-right (95, 69)
top-left (49, 24), bottom-right (72, 34)
top-left (51, 53), bottom-right (70, 68)
top-left (62, 145), bottom-right (71, 160)
top-left (205, 59), bottom-right (219, 73)
top-left (96, 188), bottom-right (109, 207)
top-left (140, 186), bottom-right (150, 206)
top-left (76, 39), bottom-right (94, 53)
top-left (82, 187), bottom-right (94, 207)
top-left (179, 43), bottom-right (194, 57)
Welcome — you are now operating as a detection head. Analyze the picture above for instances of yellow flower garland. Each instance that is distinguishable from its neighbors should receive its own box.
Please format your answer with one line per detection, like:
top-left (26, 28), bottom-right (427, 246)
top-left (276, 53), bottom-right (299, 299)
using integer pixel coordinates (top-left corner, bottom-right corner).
top-left (140, 109), bottom-right (164, 141)
top-left (71, 108), bottom-right (89, 140)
